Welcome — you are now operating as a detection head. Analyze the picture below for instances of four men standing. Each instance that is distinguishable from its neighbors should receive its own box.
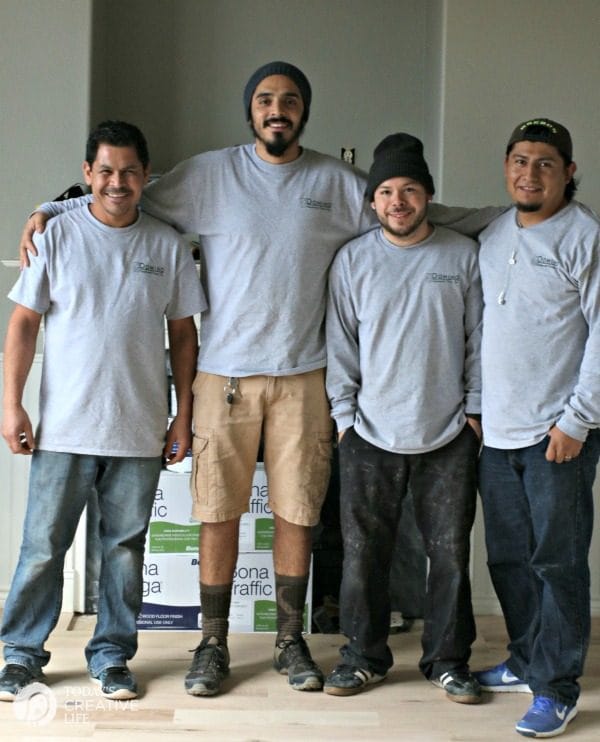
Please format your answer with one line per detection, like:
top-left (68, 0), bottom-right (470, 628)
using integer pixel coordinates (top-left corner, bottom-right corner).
top-left (1, 59), bottom-right (599, 740)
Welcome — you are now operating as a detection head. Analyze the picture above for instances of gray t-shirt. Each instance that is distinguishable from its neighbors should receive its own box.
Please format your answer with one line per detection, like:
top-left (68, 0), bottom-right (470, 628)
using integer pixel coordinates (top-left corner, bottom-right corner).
top-left (140, 148), bottom-right (501, 377)
top-left (140, 144), bottom-right (373, 376)
top-left (9, 206), bottom-right (206, 457)
top-left (38, 145), bottom-right (502, 377)
top-left (479, 201), bottom-right (600, 447)
top-left (326, 225), bottom-right (482, 453)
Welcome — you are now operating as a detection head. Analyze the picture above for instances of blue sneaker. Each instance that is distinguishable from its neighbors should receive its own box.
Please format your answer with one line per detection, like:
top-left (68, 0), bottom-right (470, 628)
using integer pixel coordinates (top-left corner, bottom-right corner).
top-left (474, 661), bottom-right (531, 693)
top-left (516, 696), bottom-right (577, 738)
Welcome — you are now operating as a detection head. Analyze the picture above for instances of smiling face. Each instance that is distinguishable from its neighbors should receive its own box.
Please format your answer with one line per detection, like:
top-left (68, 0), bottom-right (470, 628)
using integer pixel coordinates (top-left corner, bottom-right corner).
top-left (372, 177), bottom-right (432, 247)
top-left (504, 141), bottom-right (576, 226)
top-left (83, 144), bottom-right (149, 228)
top-left (249, 74), bottom-right (305, 163)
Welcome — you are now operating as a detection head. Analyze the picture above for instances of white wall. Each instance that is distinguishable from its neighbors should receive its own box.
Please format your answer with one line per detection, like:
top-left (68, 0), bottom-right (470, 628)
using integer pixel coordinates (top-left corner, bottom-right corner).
top-left (90, 0), bottom-right (428, 172)
top-left (0, 0), bottom-right (92, 336)
top-left (434, 0), bottom-right (600, 210)
top-left (0, 0), bottom-right (93, 603)
top-left (434, 0), bottom-right (600, 612)
top-left (0, 0), bottom-right (92, 244)
top-left (0, 357), bottom-right (41, 599)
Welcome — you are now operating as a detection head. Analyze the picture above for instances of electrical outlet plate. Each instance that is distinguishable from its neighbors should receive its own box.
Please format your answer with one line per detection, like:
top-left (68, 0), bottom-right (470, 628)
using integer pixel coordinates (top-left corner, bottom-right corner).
top-left (341, 147), bottom-right (355, 164)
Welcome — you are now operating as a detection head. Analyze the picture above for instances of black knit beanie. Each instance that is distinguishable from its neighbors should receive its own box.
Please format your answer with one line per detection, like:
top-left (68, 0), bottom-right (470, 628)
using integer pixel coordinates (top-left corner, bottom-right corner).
top-left (365, 133), bottom-right (435, 201)
top-left (243, 61), bottom-right (312, 123)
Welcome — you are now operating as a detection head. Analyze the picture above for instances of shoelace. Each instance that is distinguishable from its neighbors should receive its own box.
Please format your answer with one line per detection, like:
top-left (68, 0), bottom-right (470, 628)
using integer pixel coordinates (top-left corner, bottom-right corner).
top-left (191, 643), bottom-right (224, 672)
top-left (278, 639), bottom-right (317, 670)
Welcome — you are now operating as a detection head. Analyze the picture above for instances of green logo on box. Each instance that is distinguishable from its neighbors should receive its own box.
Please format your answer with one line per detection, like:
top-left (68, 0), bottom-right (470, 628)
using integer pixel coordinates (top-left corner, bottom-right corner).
top-left (253, 602), bottom-right (309, 632)
top-left (253, 600), bottom-right (277, 631)
top-left (254, 518), bottom-right (275, 550)
top-left (149, 521), bottom-right (200, 553)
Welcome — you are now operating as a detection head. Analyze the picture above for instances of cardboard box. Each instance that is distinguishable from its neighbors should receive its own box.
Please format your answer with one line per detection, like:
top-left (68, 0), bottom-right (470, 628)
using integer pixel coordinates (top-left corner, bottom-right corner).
top-left (137, 553), bottom-right (201, 630)
top-left (147, 472), bottom-right (198, 554)
top-left (137, 551), bottom-right (312, 632)
top-left (138, 467), bottom-right (309, 632)
top-left (147, 466), bottom-right (274, 554)
top-left (238, 464), bottom-right (274, 551)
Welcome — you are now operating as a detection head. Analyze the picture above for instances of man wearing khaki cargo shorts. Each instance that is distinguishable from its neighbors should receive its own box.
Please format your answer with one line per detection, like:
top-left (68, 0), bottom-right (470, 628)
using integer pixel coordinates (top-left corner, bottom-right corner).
top-left (24, 61), bottom-right (372, 695)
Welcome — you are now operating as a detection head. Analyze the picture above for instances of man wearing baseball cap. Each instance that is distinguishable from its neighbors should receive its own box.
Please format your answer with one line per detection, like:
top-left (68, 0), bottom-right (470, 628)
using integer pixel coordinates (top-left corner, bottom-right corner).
top-left (324, 133), bottom-right (483, 703)
top-left (474, 119), bottom-right (600, 738)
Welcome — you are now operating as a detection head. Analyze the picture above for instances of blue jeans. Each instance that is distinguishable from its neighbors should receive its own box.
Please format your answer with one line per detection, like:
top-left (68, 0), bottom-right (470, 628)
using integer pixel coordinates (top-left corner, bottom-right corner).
top-left (479, 431), bottom-right (600, 705)
top-left (337, 425), bottom-right (479, 677)
top-left (1, 451), bottom-right (162, 675)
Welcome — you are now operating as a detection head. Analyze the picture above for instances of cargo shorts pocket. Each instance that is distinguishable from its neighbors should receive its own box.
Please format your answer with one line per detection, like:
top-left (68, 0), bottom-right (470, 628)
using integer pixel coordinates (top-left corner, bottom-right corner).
top-left (191, 430), bottom-right (210, 506)
top-left (303, 432), bottom-right (333, 511)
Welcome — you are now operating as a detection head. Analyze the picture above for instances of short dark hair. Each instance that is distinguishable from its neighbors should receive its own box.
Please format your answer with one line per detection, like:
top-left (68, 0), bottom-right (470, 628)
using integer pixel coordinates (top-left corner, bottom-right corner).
top-left (506, 130), bottom-right (577, 203)
top-left (85, 120), bottom-right (150, 169)
top-left (564, 174), bottom-right (578, 202)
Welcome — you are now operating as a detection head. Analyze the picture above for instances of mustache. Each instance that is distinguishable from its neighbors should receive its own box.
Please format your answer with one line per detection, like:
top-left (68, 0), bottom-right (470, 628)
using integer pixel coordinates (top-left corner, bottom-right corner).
top-left (263, 116), bottom-right (292, 128)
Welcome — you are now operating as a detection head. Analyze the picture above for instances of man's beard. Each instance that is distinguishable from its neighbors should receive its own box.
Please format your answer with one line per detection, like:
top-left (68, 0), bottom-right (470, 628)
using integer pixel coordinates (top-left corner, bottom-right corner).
top-left (250, 117), bottom-right (305, 158)
top-left (380, 207), bottom-right (428, 240)
top-left (515, 201), bottom-right (542, 213)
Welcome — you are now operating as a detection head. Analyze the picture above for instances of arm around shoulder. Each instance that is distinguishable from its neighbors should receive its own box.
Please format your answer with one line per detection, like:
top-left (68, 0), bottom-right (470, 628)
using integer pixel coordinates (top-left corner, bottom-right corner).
top-left (20, 195), bottom-right (93, 267)
top-left (19, 212), bottom-right (47, 267)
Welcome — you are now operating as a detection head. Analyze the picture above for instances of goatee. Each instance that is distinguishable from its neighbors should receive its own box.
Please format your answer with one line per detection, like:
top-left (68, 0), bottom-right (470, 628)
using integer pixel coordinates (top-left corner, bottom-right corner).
top-left (264, 132), bottom-right (291, 158)
top-left (250, 118), bottom-right (305, 159)
top-left (515, 202), bottom-right (542, 213)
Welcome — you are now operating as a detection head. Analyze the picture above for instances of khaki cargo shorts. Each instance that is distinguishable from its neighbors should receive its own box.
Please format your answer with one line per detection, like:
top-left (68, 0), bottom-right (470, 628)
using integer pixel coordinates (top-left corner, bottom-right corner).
top-left (190, 369), bottom-right (333, 526)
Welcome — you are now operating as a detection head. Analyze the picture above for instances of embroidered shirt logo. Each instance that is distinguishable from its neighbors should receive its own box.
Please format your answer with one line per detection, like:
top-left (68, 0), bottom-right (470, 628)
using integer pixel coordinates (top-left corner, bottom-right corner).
top-left (427, 272), bottom-right (460, 284)
top-left (134, 262), bottom-right (164, 276)
top-left (300, 197), bottom-right (332, 211)
top-left (533, 256), bottom-right (558, 269)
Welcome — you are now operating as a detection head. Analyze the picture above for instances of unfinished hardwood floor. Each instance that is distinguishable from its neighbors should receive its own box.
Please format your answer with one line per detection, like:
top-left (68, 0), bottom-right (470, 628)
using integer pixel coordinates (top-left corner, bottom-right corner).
top-left (1, 615), bottom-right (599, 740)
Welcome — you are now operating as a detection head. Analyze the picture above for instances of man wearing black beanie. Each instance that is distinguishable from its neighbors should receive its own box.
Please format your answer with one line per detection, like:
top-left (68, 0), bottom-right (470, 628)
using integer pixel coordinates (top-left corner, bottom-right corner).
top-left (325, 133), bottom-right (483, 704)
top-left (243, 60), bottom-right (312, 160)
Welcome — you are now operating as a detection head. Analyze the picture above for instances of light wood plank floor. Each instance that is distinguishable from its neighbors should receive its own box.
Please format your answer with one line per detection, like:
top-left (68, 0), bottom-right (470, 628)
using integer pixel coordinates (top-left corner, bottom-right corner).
top-left (1, 615), bottom-right (599, 740)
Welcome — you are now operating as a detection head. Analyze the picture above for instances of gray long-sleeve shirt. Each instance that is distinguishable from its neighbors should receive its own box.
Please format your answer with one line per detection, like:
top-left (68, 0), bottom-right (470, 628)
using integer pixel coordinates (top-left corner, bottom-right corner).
top-left (479, 201), bottom-right (600, 447)
top-left (326, 225), bottom-right (482, 453)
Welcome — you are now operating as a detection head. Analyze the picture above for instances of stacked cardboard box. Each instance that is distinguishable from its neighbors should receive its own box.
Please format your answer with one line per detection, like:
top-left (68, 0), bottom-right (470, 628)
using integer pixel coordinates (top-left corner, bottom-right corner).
top-left (137, 465), bottom-right (311, 632)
